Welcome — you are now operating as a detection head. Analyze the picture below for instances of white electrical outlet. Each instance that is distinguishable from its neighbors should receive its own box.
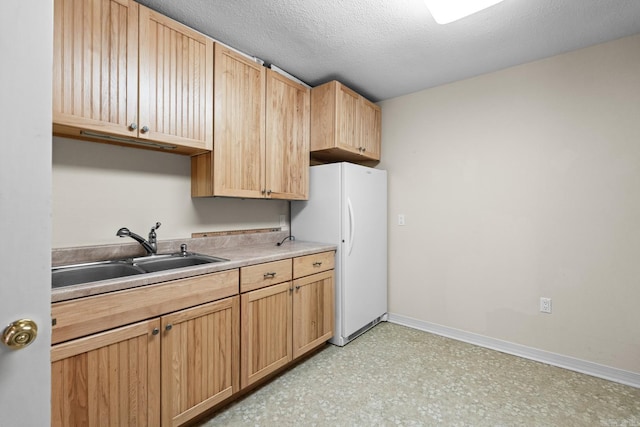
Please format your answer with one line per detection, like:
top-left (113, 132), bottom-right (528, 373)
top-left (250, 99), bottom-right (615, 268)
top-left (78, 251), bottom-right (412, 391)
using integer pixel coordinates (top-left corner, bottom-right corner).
top-left (398, 214), bottom-right (406, 226)
top-left (540, 297), bottom-right (552, 314)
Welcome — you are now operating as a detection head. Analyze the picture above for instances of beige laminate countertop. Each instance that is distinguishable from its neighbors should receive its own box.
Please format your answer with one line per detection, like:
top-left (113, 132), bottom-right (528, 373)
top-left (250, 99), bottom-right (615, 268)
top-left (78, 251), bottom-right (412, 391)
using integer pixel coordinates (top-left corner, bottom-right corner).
top-left (51, 240), bottom-right (336, 303)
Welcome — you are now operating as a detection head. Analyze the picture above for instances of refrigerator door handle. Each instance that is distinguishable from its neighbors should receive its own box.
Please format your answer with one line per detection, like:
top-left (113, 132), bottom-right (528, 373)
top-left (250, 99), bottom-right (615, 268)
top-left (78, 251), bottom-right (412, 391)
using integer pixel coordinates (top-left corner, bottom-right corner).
top-left (347, 197), bottom-right (355, 255)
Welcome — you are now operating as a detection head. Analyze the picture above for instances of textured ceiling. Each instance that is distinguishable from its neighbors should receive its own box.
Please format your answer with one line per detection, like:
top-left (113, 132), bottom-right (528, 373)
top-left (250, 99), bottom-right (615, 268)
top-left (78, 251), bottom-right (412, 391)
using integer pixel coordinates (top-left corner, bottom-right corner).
top-left (135, 0), bottom-right (640, 102)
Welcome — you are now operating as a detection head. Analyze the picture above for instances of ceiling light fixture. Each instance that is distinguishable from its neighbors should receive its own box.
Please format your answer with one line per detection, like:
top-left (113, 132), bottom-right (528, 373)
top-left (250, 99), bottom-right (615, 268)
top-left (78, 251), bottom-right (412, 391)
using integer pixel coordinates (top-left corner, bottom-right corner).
top-left (424, 0), bottom-right (506, 24)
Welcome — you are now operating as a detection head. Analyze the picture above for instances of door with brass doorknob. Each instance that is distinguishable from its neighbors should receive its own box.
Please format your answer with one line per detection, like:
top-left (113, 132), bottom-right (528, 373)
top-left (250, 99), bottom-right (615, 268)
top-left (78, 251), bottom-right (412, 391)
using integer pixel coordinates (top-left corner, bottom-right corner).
top-left (1, 1), bottom-right (52, 426)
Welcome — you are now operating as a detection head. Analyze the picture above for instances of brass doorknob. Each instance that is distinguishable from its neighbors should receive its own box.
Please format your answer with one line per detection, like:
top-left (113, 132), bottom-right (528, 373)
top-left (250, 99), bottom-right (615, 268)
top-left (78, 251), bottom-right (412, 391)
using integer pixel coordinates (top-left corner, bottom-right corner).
top-left (2, 319), bottom-right (38, 350)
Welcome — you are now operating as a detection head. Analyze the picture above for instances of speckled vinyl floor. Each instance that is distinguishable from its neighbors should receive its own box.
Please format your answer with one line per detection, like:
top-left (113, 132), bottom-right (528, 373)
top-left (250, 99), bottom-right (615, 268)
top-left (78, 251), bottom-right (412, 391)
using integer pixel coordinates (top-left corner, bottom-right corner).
top-left (198, 322), bottom-right (640, 426)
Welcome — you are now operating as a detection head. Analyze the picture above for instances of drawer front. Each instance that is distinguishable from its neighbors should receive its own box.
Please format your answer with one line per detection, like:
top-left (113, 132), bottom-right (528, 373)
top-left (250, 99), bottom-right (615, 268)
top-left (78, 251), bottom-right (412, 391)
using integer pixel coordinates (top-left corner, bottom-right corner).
top-left (240, 259), bottom-right (293, 293)
top-left (51, 269), bottom-right (239, 345)
top-left (293, 251), bottom-right (335, 278)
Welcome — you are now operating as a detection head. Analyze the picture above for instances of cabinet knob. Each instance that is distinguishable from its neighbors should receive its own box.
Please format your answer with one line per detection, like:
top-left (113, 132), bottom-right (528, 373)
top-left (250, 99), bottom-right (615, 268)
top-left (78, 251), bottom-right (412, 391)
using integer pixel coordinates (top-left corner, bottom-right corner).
top-left (141, 125), bottom-right (149, 133)
top-left (295, 285), bottom-right (301, 290)
top-left (129, 123), bottom-right (138, 131)
top-left (261, 189), bottom-right (266, 195)
top-left (267, 189), bottom-right (272, 196)
top-left (165, 324), bottom-right (173, 331)
top-left (152, 328), bottom-right (160, 336)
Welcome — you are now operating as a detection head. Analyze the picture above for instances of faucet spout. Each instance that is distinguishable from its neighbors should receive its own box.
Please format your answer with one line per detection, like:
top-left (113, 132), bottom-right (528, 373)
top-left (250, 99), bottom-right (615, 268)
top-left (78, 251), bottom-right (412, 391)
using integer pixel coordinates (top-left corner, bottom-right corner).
top-left (116, 222), bottom-right (161, 255)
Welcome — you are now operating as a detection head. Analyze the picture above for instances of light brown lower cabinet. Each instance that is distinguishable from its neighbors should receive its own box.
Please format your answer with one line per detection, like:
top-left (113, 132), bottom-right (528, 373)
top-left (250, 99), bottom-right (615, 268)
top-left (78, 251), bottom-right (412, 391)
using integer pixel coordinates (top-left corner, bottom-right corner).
top-left (51, 319), bottom-right (161, 427)
top-left (240, 281), bottom-right (293, 388)
top-left (51, 294), bottom-right (239, 427)
top-left (51, 252), bottom-right (334, 425)
top-left (161, 296), bottom-right (239, 427)
top-left (292, 270), bottom-right (334, 359)
top-left (240, 254), bottom-right (335, 389)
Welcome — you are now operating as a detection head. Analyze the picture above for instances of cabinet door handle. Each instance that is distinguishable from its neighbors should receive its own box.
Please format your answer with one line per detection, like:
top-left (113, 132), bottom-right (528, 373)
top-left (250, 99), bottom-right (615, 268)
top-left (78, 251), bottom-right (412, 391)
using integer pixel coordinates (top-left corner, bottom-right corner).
top-left (313, 261), bottom-right (322, 267)
top-left (264, 272), bottom-right (276, 279)
top-left (295, 285), bottom-right (301, 290)
top-left (152, 328), bottom-right (159, 336)
top-left (129, 122), bottom-right (137, 131)
top-left (165, 324), bottom-right (173, 331)
top-left (141, 125), bottom-right (149, 133)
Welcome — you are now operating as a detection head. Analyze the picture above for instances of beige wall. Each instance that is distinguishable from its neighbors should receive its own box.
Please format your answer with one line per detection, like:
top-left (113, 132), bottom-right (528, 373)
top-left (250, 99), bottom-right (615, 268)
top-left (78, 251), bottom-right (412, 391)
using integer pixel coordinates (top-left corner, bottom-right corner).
top-left (53, 137), bottom-right (287, 248)
top-left (378, 34), bottom-right (640, 373)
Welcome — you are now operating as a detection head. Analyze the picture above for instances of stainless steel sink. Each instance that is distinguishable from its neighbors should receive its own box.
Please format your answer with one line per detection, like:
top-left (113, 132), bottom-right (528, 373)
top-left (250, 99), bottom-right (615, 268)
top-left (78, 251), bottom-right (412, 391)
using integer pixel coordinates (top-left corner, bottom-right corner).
top-left (52, 252), bottom-right (228, 288)
top-left (132, 253), bottom-right (228, 273)
top-left (52, 261), bottom-right (146, 288)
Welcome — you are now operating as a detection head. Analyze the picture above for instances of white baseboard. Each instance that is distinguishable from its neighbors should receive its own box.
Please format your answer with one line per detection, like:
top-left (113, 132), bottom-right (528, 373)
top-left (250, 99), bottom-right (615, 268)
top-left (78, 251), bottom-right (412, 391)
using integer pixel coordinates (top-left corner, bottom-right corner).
top-left (387, 313), bottom-right (640, 389)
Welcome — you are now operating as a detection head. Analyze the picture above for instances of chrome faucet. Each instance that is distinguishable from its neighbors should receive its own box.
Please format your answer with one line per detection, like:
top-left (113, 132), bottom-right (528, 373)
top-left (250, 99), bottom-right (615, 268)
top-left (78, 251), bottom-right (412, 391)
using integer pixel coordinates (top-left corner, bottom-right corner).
top-left (116, 222), bottom-right (161, 255)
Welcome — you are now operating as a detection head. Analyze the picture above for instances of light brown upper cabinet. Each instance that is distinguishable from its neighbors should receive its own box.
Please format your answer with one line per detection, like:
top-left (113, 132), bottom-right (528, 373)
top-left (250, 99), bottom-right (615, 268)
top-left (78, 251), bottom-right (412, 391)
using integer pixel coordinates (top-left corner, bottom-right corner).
top-left (192, 45), bottom-right (310, 200)
top-left (310, 80), bottom-right (381, 162)
top-left (192, 44), bottom-right (266, 198)
top-left (52, 0), bottom-right (213, 155)
top-left (359, 96), bottom-right (382, 159)
top-left (265, 69), bottom-right (310, 200)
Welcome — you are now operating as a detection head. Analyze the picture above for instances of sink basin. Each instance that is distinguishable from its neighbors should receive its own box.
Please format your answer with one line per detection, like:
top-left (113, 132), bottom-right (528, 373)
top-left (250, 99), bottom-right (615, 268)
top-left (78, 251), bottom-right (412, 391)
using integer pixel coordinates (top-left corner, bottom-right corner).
top-left (133, 253), bottom-right (228, 273)
top-left (52, 252), bottom-right (228, 288)
top-left (52, 261), bottom-right (146, 288)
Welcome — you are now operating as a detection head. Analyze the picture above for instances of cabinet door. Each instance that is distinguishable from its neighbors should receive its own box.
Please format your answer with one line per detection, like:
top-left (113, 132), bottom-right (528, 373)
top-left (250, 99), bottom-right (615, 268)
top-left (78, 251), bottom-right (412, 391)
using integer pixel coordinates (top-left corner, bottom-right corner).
top-left (265, 69), bottom-right (310, 200)
top-left (292, 270), bottom-right (334, 359)
top-left (161, 296), bottom-right (239, 427)
top-left (359, 98), bottom-right (381, 160)
top-left (241, 282), bottom-right (292, 388)
top-left (51, 319), bottom-right (160, 427)
top-left (213, 44), bottom-right (266, 198)
top-left (335, 83), bottom-right (361, 154)
top-left (138, 6), bottom-right (213, 150)
top-left (53, 0), bottom-right (138, 138)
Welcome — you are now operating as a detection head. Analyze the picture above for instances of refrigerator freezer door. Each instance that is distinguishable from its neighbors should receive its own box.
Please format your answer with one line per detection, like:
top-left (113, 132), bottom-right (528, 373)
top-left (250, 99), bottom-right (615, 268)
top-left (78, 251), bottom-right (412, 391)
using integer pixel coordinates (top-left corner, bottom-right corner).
top-left (341, 163), bottom-right (387, 338)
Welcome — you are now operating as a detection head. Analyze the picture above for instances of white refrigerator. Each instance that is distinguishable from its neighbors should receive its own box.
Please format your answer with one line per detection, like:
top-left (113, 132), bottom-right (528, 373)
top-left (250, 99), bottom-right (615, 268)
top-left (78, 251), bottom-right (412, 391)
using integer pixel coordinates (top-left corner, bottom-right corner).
top-left (291, 162), bottom-right (387, 346)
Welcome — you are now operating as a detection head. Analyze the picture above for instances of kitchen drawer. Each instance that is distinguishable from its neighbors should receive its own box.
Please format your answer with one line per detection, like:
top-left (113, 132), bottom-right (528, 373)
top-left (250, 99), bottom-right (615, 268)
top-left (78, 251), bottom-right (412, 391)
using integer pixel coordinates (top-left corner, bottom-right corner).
top-left (240, 259), bottom-right (293, 293)
top-left (51, 269), bottom-right (239, 345)
top-left (293, 251), bottom-right (335, 278)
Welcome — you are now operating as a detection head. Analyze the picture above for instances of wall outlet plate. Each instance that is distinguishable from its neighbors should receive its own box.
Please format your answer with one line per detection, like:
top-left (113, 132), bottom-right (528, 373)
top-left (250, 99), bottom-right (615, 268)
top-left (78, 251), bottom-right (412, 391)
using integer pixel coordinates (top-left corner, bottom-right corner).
top-left (540, 297), bottom-right (552, 314)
